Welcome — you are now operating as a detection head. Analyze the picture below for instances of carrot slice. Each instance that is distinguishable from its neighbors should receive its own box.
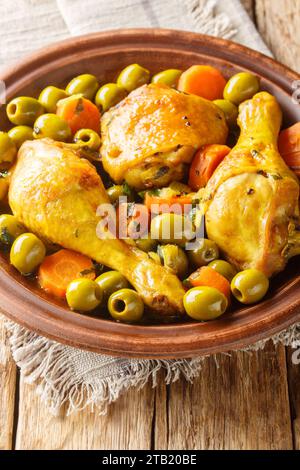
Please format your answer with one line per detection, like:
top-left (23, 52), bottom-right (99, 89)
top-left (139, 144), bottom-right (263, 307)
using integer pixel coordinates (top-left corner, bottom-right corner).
top-left (38, 249), bottom-right (96, 299)
top-left (177, 65), bottom-right (227, 100)
top-left (56, 95), bottom-right (100, 134)
top-left (187, 266), bottom-right (231, 300)
top-left (188, 144), bottom-right (231, 190)
top-left (144, 193), bottom-right (193, 215)
top-left (278, 122), bottom-right (300, 176)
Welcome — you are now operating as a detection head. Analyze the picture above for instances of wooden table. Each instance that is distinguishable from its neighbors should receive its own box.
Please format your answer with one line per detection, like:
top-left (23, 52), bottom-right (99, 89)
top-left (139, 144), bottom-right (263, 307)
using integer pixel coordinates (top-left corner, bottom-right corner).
top-left (0, 0), bottom-right (300, 450)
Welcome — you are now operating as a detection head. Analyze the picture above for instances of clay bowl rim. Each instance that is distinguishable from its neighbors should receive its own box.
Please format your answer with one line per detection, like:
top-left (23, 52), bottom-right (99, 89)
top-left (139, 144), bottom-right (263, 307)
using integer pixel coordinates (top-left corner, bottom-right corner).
top-left (0, 28), bottom-right (300, 359)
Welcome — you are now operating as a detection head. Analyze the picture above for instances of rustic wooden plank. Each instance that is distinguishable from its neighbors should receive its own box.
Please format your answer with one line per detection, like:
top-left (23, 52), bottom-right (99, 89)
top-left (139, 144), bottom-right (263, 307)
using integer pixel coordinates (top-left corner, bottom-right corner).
top-left (155, 343), bottom-right (293, 450)
top-left (255, 0), bottom-right (300, 72)
top-left (0, 317), bottom-right (17, 450)
top-left (286, 348), bottom-right (300, 450)
top-left (15, 377), bottom-right (155, 450)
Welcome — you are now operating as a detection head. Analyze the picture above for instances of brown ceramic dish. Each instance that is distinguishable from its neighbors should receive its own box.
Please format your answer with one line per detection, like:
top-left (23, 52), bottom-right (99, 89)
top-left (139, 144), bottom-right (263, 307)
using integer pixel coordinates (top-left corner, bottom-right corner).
top-left (0, 29), bottom-right (300, 358)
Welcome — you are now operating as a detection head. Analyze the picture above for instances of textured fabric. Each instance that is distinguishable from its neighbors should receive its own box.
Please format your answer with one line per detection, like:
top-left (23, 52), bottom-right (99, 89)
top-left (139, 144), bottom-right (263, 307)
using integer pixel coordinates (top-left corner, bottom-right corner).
top-left (2, 0), bottom-right (295, 416)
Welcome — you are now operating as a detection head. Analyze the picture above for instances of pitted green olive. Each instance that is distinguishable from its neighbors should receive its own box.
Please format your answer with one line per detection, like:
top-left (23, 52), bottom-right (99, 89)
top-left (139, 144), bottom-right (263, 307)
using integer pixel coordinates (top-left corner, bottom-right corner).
top-left (213, 99), bottom-right (238, 127)
top-left (108, 288), bottom-right (144, 322)
top-left (188, 238), bottom-right (219, 266)
top-left (158, 244), bottom-right (188, 279)
top-left (208, 259), bottom-right (237, 282)
top-left (7, 97), bottom-right (44, 126)
top-left (95, 270), bottom-right (129, 299)
top-left (73, 128), bottom-right (101, 150)
top-left (117, 64), bottom-right (150, 92)
top-left (66, 74), bottom-right (99, 100)
top-left (151, 69), bottom-right (182, 88)
top-left (95, 83), bottom-right (127, 112)
top-left (135, 235), bottom-right (157, 253)
top-left (66, 278), bottom-right (103, 312)
top-left (0, 214), bottom-right (25, 245)
top-left (38, 86), bottom-right (69, 113)
top-left (223, 72), bottom-right (260, 105)
top-left (8, 126), bottom-right (33, 149)
top-left (183, 286), bottom-right (228, 321)
top-left (33, 114), bottom-right (72, 141)
top-left (0, 132), bottom-right (17, 163)
top-left (10, 233), bottom-right (46, 274)
top-left (231, 269), bottom-right (269, 304)
top-left (150, 213), bottom-right (194, 246)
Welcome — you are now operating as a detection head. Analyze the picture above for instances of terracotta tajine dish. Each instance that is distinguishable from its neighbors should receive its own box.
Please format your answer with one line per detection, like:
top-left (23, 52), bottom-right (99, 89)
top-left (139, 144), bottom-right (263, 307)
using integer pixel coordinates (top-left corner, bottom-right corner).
top-left (0, 29), bottom-right (300, 358)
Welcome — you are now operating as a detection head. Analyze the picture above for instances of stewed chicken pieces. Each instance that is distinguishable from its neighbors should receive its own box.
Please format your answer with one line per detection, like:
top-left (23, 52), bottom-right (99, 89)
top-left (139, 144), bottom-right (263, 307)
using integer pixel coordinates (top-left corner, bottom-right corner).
top-left (201, 92), bottom-right (300, 277)
top-left (101, 83), bottom-right (228, 190)
top-left (9, 139), bottom-right (185, 315)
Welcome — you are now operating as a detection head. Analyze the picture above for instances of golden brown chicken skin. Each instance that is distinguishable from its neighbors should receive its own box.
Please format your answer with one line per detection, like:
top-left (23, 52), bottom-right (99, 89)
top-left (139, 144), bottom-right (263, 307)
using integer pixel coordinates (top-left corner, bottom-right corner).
top-left (101, 83), bottom-right (228, 190)
top-left (201, 92), bottom-right (300, 277)
top-left (9, 139), bottom-right (185, 315)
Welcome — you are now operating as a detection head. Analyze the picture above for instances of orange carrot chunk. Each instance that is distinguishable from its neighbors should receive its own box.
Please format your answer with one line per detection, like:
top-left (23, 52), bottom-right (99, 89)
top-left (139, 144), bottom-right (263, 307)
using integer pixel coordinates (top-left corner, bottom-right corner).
top-left (187, 266), bottom-right (231, 301)
top-left (38, 249), bottom-right (96, 299)
top-left (188, 144), bottom-right (231, 190)
top-left (56, 95), bottom-right (100, 134)
top-left (177, 65), bottom-right (227, 100)
top-left (278, 122), bottom-right (300, 176)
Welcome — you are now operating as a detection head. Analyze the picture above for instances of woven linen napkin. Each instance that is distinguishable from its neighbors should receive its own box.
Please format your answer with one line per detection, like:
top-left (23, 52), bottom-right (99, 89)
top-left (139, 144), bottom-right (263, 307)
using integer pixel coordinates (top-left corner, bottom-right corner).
top-left (2, 0), bottom-right (300, 415)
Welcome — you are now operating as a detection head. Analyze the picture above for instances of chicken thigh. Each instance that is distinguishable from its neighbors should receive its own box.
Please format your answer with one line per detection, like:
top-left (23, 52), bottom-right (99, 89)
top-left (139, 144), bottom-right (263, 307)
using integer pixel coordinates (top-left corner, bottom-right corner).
top-left (201, 92), bottom-right (300, 277)
top-left (101, 83), bottom-right (228, 190)
top-left (9, 139), bottom-right (185, 315)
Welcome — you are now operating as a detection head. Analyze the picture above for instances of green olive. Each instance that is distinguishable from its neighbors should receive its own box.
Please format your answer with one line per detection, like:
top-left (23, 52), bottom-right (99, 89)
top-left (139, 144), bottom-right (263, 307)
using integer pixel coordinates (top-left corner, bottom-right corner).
top-left (0, 132), bottom-right (17, 163)
top-left (151, 69), bottom-right (182, 88)
top-left (66, 278), bottom-right (103, 312)
top-left (95, 83), bottom-right (127, 112)
top-left (135, 235), bottom-right (157, 253)
top-left (188, 238), bottom-right (219, 266)
top-left (7, 97), bottom-right (44, 126)
top-left (95, 270), bottom-right (129, 300)
top-left (117, 64), bottom-right (150, 92)
top-left (10, 233), bottom-right (46, 274)
top-left (108, 288), bottom-right (144, 322)
top-left (213, 99), bottom-right (238, 127)
top-left (73, 128), bottom-right (101, 150)
top-left (66, 74), bottom-right (99, 100)
top-left (208, 259), bottom-right (237, 282)
top-left (223, 72), bottom-right (260, 105)
top-left (8, 126), bottom-right (33, 149)
top-left (183, 286), bottom-right (228, 321)
top-left (158, 244), bottom-right (188, 279)
top-left (107, 184), bottom-right (135, 203)
top-left (150, 213), bottom-right (194, 246)
top-left (38, 86), bottom-right (68, 113)
top-left (0, 214), bottom-right (26, 245)
top-left (33, 114), bottom-right (72, 141)
top-left (231, 268), bottom-right (269, 304)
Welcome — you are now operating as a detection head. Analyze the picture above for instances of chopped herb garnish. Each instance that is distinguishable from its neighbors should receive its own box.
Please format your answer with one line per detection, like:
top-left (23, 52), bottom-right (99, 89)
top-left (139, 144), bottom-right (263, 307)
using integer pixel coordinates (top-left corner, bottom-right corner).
top-left (251, 149), bottom-right (260, 158)
top-left (271, 173), bottom-right (283, 180)
top-left (122, 181), bottom-right (133, 197)
top-left (79, 267), bottom-right (96, 276)
top-left (0, 170), bottom-right (8, 179)
top-left (257, 169), bottom-right (268, 178)
top-left (75, 98), bottom-right (84, 114)
top-left (247, 188), bottom-right (255, 195)
top-left (74, 229), bottom-right (79, 238)
top-left (155, 166), bottom-right (169, 179)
